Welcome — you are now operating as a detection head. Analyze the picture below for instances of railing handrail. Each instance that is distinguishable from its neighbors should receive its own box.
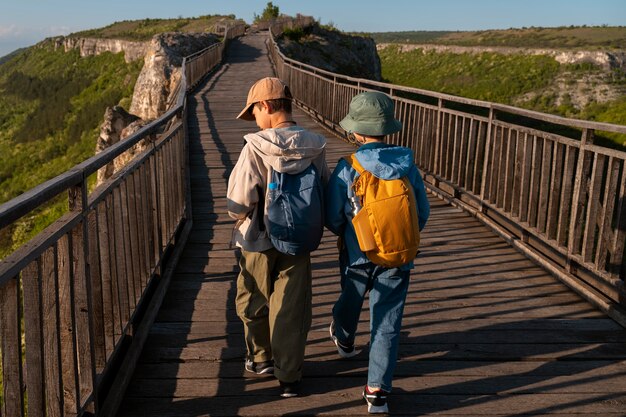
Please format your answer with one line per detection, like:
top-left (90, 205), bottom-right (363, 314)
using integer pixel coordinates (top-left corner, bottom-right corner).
top-left (185, 39), bottom-right (223, 62)
top-left (0, 109), bottom-right (179, 230)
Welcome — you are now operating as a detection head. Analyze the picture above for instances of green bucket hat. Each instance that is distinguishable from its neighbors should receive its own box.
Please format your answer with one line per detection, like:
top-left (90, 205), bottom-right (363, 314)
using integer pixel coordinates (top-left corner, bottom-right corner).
top-left (339, 91), bottom-right (402, 136)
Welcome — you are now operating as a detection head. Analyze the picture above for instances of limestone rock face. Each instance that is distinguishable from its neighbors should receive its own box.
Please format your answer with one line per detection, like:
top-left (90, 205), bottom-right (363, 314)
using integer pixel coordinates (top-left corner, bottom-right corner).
top-left (55, 37), bottom-right (148, 62)
top-left (112, 119), bottom-right (152, 174)
top-left (377, 43), bottom-right (626, 72)
top-left (551, 50), bottom-right (626, 71)
top-left (96, 106), bottom-right (143, 185)
top-left (129, 32), bottom-right (220, 120)
top-left (277, 23), bottom-right (382, 81)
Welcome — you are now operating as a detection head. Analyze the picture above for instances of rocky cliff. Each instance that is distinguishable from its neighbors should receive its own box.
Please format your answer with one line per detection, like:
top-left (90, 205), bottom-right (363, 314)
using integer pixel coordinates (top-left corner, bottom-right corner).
top-left (55, 31), bottom-right (219, 121)
top-left (95, 106), bottom-right (146, 185)
top-left (129, 32), bottom-right (219, 120)
top-left (95, 32), bottom-right (220, 185)
top-left (377, 43), bottom-right (626, 71)
top-left (55, 37), bottom-right (148, 62)
top-left (277, 23), bottom-right (382, 81)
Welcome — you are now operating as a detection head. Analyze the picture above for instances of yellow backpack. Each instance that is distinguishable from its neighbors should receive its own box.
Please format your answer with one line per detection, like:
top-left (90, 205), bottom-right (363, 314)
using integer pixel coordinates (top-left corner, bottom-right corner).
top-left (345, 153), bottom-right (420, 267)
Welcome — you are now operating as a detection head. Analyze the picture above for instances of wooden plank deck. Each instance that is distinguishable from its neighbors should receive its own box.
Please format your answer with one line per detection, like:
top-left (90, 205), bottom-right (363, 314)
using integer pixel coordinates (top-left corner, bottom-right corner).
top-left (115, 32), bottom-right (626, 416)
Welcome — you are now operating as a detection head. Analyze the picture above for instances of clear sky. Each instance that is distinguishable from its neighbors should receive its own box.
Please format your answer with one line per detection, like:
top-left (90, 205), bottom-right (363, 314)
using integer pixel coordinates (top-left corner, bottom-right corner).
top-left (1, 0), bottom-right (624, 57)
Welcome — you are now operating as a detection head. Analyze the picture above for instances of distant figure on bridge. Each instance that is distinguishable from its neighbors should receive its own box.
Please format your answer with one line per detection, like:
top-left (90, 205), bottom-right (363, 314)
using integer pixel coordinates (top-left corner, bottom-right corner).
top-left (325, 91), bottom-right (430, 414)
top-left (227, 77), bottom-right (330, 398)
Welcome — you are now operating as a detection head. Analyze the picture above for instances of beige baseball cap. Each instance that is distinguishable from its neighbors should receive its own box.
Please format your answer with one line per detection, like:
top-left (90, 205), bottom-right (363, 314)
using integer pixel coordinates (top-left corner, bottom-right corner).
top-left (236, 77), bottom-right (293, 121)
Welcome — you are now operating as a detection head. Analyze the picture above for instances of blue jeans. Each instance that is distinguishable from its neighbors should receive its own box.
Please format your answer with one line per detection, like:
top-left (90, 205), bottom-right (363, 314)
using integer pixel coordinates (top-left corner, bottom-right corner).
top-left (332, 251), bottom-right (410, 392)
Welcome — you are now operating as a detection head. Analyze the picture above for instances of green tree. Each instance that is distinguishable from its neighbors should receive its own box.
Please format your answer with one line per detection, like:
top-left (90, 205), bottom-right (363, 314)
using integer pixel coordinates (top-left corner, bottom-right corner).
top-left (254, 2), bottom-right (280, 23)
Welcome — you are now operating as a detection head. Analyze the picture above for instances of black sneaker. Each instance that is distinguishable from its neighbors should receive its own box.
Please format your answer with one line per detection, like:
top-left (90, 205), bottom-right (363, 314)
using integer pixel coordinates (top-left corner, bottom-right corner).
top-left (329, 321), bottom-right (359, 358)
top-left (362, 386), bottom-right (389, 414)
top-left (279, 380), bottom-right (300, 398)
top-left (244, 358), bottom-right (274, 375)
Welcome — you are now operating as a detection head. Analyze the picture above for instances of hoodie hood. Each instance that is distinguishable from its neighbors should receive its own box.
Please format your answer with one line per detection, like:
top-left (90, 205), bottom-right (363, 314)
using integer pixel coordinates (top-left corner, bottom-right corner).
top-left (244, 126), bottom-right (327, 174)
top-left (355, 146), bottom-right (414, 179)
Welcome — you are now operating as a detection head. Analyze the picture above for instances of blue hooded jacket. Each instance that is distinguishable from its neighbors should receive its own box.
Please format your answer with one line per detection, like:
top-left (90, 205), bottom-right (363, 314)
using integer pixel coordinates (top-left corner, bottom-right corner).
top-left (325, 142), bottom-right (430, 270)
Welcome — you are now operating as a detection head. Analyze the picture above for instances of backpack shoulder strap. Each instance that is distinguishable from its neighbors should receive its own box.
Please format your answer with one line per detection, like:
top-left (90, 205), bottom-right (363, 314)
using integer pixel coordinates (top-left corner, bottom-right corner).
top-left (342, 153), bottom-right (366, 175)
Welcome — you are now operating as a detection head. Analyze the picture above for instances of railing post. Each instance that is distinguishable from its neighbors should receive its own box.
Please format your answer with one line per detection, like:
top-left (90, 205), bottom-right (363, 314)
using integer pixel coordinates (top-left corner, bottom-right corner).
top-left (331, 76), bottom-right (337, 123)
top-left (479, 107), bottom-right (495, 202)
top-left (68, 180), bottom-right (99, 414)
top-left (150, 134), bottom-right (164, 259)
top-left (566, 128), bottom-right (595, 271)
top-left (181, 102), bottom-right (192, 222)
top-left (0, 273), bottom-right (24, 417)
top-left (433, 98), bottom-right (444, 175)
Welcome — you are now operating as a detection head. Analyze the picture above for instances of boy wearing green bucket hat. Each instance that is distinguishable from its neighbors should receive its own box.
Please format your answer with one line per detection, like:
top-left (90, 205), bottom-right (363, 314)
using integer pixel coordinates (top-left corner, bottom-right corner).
top-left (325, 91), bottom-right (430, 414)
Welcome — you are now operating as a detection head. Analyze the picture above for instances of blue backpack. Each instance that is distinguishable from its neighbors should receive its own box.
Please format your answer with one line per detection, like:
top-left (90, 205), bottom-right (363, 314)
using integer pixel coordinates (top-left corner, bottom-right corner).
top-left (265, 164), bottom-right (324, 255)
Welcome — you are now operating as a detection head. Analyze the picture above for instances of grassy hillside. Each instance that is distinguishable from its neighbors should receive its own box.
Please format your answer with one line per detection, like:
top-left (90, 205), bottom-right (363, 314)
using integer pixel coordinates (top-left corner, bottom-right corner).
top-left (379, 46), bottom-right (626, 148)
top-left (0, 43), bottom-right (143, 203)
top-left (0, 42), bottom-right (143, 259)
top-left (367, 30), bottom-right (454, 44)
top-left (379, 46), bottom-right (561, 103)
top-left (371, 26), bottom-right (626, 49)
top-left (0, 48), bottom-right (26, 65)
top-left (72, 14), bottom-right (242, 41)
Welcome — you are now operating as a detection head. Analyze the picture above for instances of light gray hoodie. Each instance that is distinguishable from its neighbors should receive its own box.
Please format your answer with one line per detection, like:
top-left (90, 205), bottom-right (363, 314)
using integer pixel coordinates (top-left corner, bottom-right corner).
top-left (227, 126), bottom-right (329, 252)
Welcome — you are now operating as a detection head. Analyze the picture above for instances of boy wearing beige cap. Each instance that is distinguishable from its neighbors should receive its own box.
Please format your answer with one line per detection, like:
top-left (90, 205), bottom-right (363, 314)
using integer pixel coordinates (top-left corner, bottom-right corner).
top-left (227, 77), bottom-right (329, 397)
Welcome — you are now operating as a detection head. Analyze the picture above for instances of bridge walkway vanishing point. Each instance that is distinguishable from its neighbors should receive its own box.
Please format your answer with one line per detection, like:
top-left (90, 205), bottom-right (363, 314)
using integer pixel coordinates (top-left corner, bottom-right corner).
top-left (115, 32), bottom-right (626, 416)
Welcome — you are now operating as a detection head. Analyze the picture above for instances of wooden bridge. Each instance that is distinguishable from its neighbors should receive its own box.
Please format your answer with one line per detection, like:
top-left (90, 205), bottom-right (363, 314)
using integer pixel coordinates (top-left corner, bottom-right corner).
top-left (1, 25), bottom-right (626, 417)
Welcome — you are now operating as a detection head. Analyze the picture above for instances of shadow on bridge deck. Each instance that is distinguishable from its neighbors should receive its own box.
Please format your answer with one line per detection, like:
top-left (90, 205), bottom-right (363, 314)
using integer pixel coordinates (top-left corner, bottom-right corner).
top-left (115, 32), bottom-right (626, 417)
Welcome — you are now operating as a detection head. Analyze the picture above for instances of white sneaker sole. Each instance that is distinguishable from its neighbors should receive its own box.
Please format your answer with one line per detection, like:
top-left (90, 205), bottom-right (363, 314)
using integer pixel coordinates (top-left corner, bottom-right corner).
top-left (364, 389), bottom-right (389, 414)
top-left (256, 366), bottom-right (274, 375)
top-left (329, 321), bottom-right (360, 358)
top-left (245, 360), bottom-right (274, 375)
top-left (367, 403), bottom-right (389, 414)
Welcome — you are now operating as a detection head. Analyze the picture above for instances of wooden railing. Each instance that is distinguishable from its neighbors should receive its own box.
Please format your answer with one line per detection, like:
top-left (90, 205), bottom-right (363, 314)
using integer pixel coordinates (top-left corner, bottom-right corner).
top-left (268, 31), bottom-right (626, 325)
top-left (185, 23), bottom-right (246, 89)
top-left (0, 23), bottom-right (244, 417)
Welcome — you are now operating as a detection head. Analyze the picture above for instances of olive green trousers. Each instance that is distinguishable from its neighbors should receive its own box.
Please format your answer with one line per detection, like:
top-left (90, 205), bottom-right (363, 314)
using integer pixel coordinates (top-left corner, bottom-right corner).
top-left (235, 247), bottom-right (312, 383)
